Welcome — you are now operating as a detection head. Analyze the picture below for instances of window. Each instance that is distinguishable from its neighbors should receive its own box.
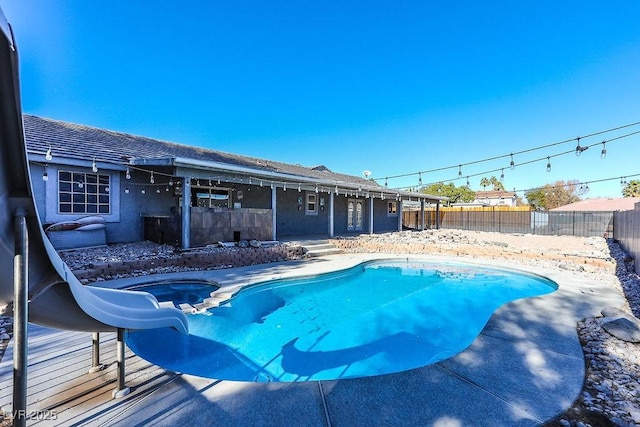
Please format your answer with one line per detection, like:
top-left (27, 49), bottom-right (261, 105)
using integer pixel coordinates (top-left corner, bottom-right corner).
top-left (192, 186), bottom-right (231, 208)
top-left (306, 192), bottom-right (317, 215)
top-left (58, 171), bottom-right (110, 214)
top-left (387, 201), bottom-right (397, 215)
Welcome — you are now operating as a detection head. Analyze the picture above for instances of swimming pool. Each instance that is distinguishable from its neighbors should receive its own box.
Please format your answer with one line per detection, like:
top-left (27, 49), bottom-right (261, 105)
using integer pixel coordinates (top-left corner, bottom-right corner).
top-left (126, 259), bottom-right (557, 382)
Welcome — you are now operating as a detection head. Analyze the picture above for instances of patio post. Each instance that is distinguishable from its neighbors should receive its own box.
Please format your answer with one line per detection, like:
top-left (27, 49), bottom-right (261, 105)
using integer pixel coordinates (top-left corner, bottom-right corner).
top-left (368, 196), bottom-right (374, 234)
top-left (328, 192), bottom-right (334, 237)
top-left (13, 209), bottom-right (28, 427)
top-left (420, 199), bottom-right (425, 230)
top-left (181, 177), bottom-right (191, 249)
top-left (271, 186), bottom-right (277, 241)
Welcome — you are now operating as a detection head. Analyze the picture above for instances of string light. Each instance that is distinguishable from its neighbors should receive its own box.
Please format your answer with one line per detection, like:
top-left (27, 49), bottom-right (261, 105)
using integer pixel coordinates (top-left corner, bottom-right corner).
top-left (298, 183), bottom-right (301, 192)
top-left (150, 172), bottom-right (155, 184)
top-left (418, 172), bottom-right (422, 185)
top-left (458, 165), bottom-right (462, 177)
top-left (384, 177), bottom-right (388, 187)
top-left (601, 141), bottom-right (607, 159)
top-left (168, 178), bottom-right (173, 186)
top-left (42, 164), bottom-right (48, 181)
top-left (377, 121), bottom-right (640, 185)
top-left (546, 157), bottom-right (551, 172)
top-left (92, 158), bottom-right (98, 173)
top-left (45, 145), bottom-right (53, 161)
top-left (208, 180), bottom-right (212, 186)
top-left (335, 185), bottom-right (339, 195)
top-left (125, 167), bottom-right (131, 180)
top-left (156, 188), bottom-right (161, 194)
top-left (315, 184), bottom-right (319, 193)
top-left (283, 183), bottom-right (287, 191)
top-left (466, 176), bottom-right (470, 187)
top-left (141, 188), bottom-right (146, 194)
top-left (500, 169), bottom-right (504, 181)
top-left (124, 187), bottom-right (129, 194)
top-left (575, 137), bottom-right (588, 156)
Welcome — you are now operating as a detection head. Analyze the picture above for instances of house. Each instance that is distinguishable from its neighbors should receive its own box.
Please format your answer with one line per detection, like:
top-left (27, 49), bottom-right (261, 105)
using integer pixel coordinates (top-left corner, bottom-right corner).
top-left (24, 115), bottom-right (444, 249)
top-left (467, 190), bottom-right (518, 207)
top-left (550, 198), bottom-right (640, 212)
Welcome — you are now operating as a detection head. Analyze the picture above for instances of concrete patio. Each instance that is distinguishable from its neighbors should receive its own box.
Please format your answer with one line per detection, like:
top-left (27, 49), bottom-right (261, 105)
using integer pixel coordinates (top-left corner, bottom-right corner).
top-left (0, 253), bottom-right (626, 426)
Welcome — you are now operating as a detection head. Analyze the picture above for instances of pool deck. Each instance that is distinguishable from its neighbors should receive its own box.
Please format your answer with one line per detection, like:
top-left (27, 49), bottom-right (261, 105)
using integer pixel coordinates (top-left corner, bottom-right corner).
top-left (0, 253), bottom-right (626, 426)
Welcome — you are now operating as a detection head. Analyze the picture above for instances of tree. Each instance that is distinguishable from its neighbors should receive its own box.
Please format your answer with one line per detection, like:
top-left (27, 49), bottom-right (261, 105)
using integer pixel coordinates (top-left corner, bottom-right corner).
top-left (421, 182), bottom-right (475, 204)
top-left (524, 180), bottom-right (586, 210)
top-left (479, 177), bottom-right (490, 190)
top-left (478, 176), bottom-right (505, 191)
top-left (622, 179), bottom-right (640, 197)
top-left (489, 176), bottom-right (505, 191)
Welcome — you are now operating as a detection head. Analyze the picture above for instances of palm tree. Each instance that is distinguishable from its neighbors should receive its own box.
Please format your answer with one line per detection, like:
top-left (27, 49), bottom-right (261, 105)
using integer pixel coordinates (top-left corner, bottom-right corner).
top-left (622, 179), bottom-right (640, 197)
top-left (489, 176), bottom-right (505, 191)
top-left (479, 177), bottom-right (490, 191)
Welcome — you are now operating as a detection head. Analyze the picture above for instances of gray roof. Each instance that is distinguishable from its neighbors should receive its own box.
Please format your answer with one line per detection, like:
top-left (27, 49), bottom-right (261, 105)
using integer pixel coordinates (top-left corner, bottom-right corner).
top-left (24, 114), bottom-right (444, 201)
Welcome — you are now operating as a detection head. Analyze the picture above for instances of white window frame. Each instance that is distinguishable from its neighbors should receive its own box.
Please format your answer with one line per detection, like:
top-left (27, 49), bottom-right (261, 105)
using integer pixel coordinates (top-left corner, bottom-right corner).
top-left (193, 185), bottom-right (232, 208)
top-left (387, 201), bottom-right (398, 216)
top-left (305, 192), bottom-right (318, 215)
top-left (43, 165), bottom-right (120, 223)
top-left (58, 170), bottom-right (111, 215)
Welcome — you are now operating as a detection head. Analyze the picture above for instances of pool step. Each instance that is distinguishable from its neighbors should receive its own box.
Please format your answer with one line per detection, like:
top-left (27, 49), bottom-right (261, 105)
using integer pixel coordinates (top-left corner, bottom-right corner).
top-left (300, 240), bottom-right (343, 257)
top-left (203, 291), bottom-right (234, 308)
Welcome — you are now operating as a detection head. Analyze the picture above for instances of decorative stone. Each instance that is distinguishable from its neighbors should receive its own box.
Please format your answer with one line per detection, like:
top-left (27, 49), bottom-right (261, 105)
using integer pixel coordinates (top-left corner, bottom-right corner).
top-left (601, 317), bottom-right (640, 343)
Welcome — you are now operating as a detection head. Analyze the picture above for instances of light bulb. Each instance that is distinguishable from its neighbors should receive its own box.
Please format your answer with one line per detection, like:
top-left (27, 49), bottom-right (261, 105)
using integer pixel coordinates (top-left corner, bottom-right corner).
top-left (150, 173), bottom-right (155, 184)
top-left (458, 165), bottom-right (462, 177)
top-left (546, 157), bottom-right (551, 172)
top-left (298, 183), bottom-right (301, 192)
top-left (601, 142), bottom-right (607, 159)
top-left (92, 158), bottom-right (98, 173)
top-left (509, 154), bottom-right (515, 170)
top-left (156, 188), bottom-right (161, 194)
top-left (283, 183), bottom-right (287, 191)
top-left (124, 187), bottom-right (130, 194)
top-left (42, 171), bottom-right (48, 181)
top-left (45, 145), bottom-right (53, 161)
top-left (141, 188), bottom-right (146, 194)
top-left (500, 169), bottom-right (504, 181)
top-left (125, 167), bottom-right (131, 180)
top-left (168, 178), bottom-right (173, 186)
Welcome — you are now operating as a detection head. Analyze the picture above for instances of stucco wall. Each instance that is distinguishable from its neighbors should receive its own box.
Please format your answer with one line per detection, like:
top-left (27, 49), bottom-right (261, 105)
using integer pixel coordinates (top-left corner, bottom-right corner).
top-left (275, 189), bottom-right (330, 236)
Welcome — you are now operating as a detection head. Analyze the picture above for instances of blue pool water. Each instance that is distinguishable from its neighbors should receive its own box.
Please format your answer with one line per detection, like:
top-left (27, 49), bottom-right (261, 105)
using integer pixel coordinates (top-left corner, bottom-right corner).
top-left (126, 260), bottom-right (557, 382)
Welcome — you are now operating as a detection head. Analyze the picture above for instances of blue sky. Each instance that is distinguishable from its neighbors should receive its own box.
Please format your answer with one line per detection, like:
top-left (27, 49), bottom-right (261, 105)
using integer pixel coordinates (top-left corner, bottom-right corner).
top-left (3, 1), bottom-right (639, 198)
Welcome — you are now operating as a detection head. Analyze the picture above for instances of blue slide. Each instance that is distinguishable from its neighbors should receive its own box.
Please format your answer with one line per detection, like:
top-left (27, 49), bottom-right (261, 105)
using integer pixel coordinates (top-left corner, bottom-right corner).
top-left (0, 8), bottom-right (188, 334)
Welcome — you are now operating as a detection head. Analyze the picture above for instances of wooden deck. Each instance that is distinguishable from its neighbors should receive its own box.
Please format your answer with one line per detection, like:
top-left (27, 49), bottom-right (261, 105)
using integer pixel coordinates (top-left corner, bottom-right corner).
top-left (0, 324), bottom-right (178, 426)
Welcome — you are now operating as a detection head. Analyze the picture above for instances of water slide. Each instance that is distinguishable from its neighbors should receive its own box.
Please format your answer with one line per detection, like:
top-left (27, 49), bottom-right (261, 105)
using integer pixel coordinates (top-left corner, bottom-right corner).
top-left (0, 8), bottom-right (188, 335)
